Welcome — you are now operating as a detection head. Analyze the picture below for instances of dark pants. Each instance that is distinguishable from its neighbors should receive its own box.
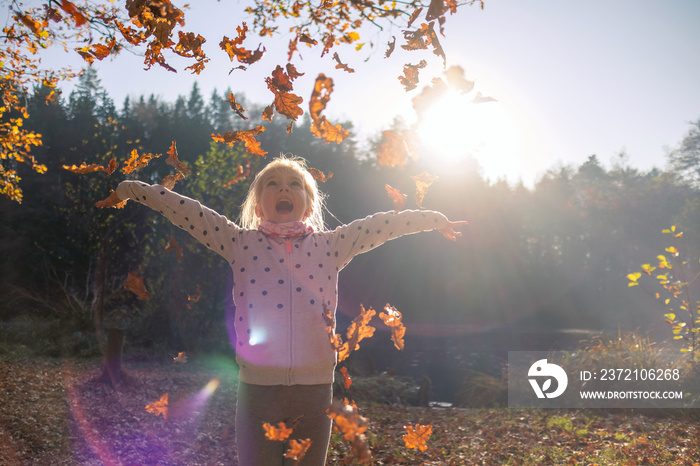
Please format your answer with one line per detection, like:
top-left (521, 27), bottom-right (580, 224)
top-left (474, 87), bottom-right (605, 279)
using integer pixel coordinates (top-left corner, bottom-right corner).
top-left (235, 382), bottom-right (333, 466)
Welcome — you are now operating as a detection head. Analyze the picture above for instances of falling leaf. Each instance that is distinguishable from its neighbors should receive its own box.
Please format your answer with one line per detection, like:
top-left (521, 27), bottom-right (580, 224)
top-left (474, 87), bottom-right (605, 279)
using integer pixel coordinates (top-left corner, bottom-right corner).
top-left (63, 159), bottom-right (116, 175)
top-left (186, 284), bottom-right (202, 309)
top-left (164, 235), bottom-right (183, 260)
top-left (408, 8), bottom-right (424, 28)
top-left (145, 393), bottom-right (169, 419)
top-left (339, 366), bottom-right (352, 389)
top-left (403, 424), bottom-right (432, 452)
top-left (227, 93), bottom-right (248, 119)
top-left (332, 52), bottom-right (355, 73)
top-left (161, 171), bottom-right (185, 190)
top-left (212, 126), bottom-right (267, 158)
top-left (385, 185), bottom-right (407, 213)
top-left (263, 421), bottom-right (294, 441)
top-left (445, 65), bottom-right (474, 93)
top-left (327, 399), bottom-right (371, 462)
top-left (95, 190), bottom-right (127, 209)
top-left (377, 130), bottom-right (415, 168)
top-left (165, 141), bottom-right (191, 173)
top-left (308, 167), bottom-right (333, 183)
top-left (339, 305), bottom-right (376, 363)
top-left (173, 352), bottom-right (187, 363)
top-left (124, 271), bottom-right (149, 300)
top-left (220, 23), bottom-right (265, 64)
top-left (472, 92), bottom-right (497, 104)
top-left (385, 36), bottom-right (396, 58)
top-left (399, 60), bottom-right (427, 91)
top-left (308, 74), bottom-right (349, 143)
top-left (379, 304), bottom-right (406, 351)
top-left (223, 160), bottom-right (251, 187)
top-left (412, 172), bottom-right (438, 208)
top-left (123, 149), bottom-right (162, 174)
top-left (265, 65), bottom-right (304, 121)
top-left (284, 438), bottom-right (312, 462)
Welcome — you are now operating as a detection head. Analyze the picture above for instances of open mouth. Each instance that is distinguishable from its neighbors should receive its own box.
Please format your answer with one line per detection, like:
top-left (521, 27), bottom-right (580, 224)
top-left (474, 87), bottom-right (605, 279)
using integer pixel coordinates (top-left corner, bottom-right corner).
top-left (276, 199), bottom-right (294, 214)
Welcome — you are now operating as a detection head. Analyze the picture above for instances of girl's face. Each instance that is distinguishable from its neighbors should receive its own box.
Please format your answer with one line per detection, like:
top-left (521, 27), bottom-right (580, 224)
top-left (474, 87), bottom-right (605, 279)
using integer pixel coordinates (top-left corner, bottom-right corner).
top-left (254, 168), bottom-right (312, 224)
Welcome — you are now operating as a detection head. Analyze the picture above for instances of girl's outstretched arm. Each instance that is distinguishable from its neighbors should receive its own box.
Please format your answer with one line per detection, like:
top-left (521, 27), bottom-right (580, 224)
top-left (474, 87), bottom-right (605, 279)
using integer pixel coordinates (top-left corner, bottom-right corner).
top-left (439, 220), bottom-right (469, 241)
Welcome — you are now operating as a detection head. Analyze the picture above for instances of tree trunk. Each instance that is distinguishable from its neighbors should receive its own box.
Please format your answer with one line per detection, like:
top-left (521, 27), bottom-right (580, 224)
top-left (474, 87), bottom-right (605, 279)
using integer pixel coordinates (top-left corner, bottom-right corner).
top-left (97, 327), bottom-right (130, 386)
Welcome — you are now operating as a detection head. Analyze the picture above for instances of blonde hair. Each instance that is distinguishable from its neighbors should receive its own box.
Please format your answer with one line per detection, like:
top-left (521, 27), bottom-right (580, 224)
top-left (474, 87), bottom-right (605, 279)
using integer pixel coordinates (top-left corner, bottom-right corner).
top-left (239, 154), bottom-right (326, 231)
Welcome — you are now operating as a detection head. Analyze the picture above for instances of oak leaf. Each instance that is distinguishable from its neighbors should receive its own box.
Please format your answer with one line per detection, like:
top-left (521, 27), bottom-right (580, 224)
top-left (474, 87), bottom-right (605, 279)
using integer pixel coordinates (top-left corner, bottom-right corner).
top-left (399, 60), bottom-right (427, 92)
top-left (377, 130), bottom-right (415, 168)
top-left (161, 172), bottom-right (185, 190)
top-left (173, 352), bottom-right (187, 363)
top-left (412, 172), bottom-right (438, 208)
top-left (339, 366), bottom-right (352, 389)
top-left (332, 52), bottom-right (355, 73)
top-left (263, 421), bottom-right (293, 441)
top-left (223, 160), bottom-right (251, 187)
top-left (165, 141), bottom-right (191, 173)
top-left (227, 92), bottom-right (247, 120)
top-left (124, 271), bottom-right (149, 300)
top-left (308, 167), bottom-right (333, 183)
top-left (284, 438), bottom-right (312, 462)
top-left (212, 126), bottom-right (267, 158)
top-left (327, 399), bottom-right (371, 462)
top-left (220, 23), bottom-right (265, 64)
top-left (338, 305), bottom-right (376, 363)
top-left (379, 304), bottom-right (406, 351)
top-left (63, 159), bottom-right (116, 175)
top-left (385, 185), bottom-right (407, 213)
top-left (123, 148), bottom-right (162, 174)
top-left (164, 235), bottom-right (183, 260)
top-left (145, 393), bottom-right (169, 419)
top-left (403, 424), bottom-right (432, 452)
top-left (385, 36), bottom-right (396, 58)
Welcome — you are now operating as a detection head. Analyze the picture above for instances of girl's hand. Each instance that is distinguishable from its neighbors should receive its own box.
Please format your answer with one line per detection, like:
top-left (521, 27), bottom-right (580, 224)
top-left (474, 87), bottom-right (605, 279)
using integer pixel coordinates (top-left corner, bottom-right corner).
top-left (439, 220), bottom-right (468, 241)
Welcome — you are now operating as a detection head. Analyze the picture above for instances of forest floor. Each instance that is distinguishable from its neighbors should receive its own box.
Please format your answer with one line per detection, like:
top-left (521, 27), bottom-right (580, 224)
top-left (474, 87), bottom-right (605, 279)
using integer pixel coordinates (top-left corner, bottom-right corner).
top-left (1, 354), bottom-right (700, 465)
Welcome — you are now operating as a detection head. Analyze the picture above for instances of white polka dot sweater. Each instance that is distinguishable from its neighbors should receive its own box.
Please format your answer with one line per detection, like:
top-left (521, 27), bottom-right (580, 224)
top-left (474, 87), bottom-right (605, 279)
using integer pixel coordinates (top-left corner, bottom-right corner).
top-left (116, 180), bottom-right (450, 386)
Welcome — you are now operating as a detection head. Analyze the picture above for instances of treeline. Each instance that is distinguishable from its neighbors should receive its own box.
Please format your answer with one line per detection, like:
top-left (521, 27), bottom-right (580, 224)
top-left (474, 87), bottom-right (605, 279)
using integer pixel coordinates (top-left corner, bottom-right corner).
top-left (1, 69), bottom-right (699, 356)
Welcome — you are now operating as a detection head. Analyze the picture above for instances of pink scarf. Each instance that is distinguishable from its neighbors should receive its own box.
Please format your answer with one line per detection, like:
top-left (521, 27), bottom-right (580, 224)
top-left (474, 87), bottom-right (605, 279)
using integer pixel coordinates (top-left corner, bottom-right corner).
top-left (258, 221), bottom-right (314, 238)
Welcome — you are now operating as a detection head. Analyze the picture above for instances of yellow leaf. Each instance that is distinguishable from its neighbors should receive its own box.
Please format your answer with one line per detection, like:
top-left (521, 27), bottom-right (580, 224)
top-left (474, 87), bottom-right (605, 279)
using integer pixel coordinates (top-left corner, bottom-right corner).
top-left (145, 393), bottom-right (169, 419)
top-left (627, 272), bottom-right (641, 282)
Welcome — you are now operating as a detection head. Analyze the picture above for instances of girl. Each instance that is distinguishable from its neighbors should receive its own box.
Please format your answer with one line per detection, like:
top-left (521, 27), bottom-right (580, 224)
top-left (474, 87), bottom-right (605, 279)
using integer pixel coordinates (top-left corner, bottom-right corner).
top-left (110, 155), bottom-right (466, 465)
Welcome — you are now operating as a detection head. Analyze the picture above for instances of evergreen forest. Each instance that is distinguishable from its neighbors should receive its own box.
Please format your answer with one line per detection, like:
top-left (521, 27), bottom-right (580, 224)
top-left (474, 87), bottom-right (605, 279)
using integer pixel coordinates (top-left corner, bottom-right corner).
top-left (2, 69), bottom-right (699, 372)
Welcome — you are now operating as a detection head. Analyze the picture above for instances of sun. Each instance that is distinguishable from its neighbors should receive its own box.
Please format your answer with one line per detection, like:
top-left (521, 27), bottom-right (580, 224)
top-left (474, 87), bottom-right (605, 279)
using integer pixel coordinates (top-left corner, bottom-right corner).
top-left (416, 89), bottom-right (522, 182)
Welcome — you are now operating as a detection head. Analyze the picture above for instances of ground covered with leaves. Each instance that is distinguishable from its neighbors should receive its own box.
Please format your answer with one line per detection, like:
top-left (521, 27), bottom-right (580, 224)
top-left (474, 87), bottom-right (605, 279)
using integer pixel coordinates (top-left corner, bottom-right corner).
top-left (1, 355), bottom-right (700, 465)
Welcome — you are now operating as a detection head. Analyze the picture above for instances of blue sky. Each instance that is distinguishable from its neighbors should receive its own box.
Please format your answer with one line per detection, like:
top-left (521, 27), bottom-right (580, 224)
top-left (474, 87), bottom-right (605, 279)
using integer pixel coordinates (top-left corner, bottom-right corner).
top-left (31, 0), bottom-right (700, 185)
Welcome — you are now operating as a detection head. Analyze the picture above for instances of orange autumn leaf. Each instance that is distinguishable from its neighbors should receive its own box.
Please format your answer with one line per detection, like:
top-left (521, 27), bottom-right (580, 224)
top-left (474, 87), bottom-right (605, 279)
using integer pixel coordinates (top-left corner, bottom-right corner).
top-left (332, 52), bottom-right (355, 73)
top-left (165, 141), bottom-right (191, 173)
top-left (161, 171), bottom-right (185, 190)
top-left (220, 22), bottom-right (265, 64)
top-left (310, 119), bottom-right (349, 144)
top-left (145, 393), bottom-right (169, 419)
top-left (263, 421), bottom-right (294, 441)
top-left (164, 235), bottom-right (183, 260)
top-left (385, 185), bottom-right (407, 213)
top-left (412, 172), bottom-right (438, 208)
top-left (338, 305), bottom-right (376, 363)
top-left (327, 399), bottom-right (371, 462)
top-left (173, 352), bottom-right (187, 363)
top-left (339, 366), bottom-right (352, 389)
top-left (284, 438), bottom-right (312, 462)
top-left (212, 126), bottom-right (267, 158)
top-left (123, 148), bottom-right (162, 174)
top-left (377, 130), bottom-right (415, 168)
top-left (308, 74), bottom-right (348, 143)
top-left (308, 167), bottom-right (333, 183)
top-left (223, 160), bottom-right (251, 187)
top-left (379, 304), bottom-right (406, 351)
top-left (95, 190), bottom-right (127, 209)
top-left (266, 65), bottom-right (304, 121)
top-left (403, 424), bottom-right (432, 452)
top-left (63, 161), bottom-right (110, 174)
top-left (186, 284), bottom-right (202, 309)
top-left (124, 271), bottom-right (149, 300)
top-left (227, 92), bottom-right (247, 120)
top-left (398, 59), bottom-right (427, 91)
